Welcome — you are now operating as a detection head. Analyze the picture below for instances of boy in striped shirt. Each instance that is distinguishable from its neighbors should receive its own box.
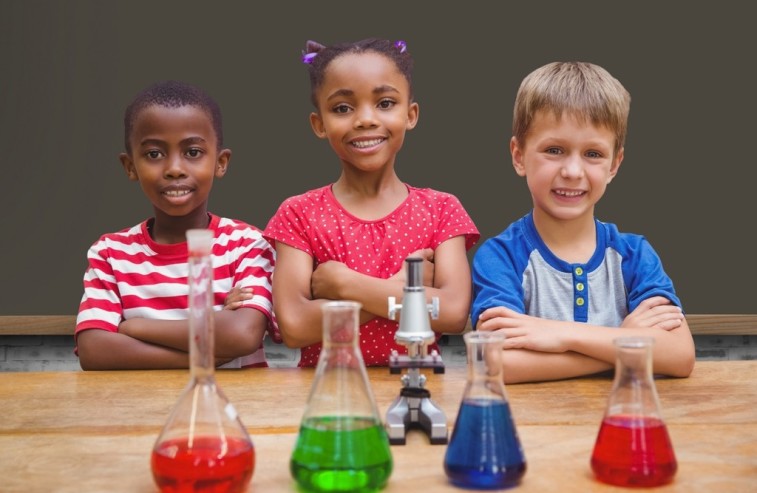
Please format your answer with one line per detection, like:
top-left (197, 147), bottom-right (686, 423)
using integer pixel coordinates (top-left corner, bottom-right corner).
top-left (75, 80), bottom-right (276, 370)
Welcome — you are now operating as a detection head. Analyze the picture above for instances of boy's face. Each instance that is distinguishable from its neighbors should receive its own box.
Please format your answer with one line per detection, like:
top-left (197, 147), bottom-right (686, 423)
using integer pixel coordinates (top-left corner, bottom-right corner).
top-left (510, 110), bottom-right (623, 225)
top-left (309, 51), bottom-right (419, 174)
top-left (120, 104), bottom-right (230, 222)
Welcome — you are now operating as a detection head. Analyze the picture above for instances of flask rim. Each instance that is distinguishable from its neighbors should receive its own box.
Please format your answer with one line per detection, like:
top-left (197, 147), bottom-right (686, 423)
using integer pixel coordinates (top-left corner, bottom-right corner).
top-left (186, 228), bottom-right (213, 255)
top-left (613, 336), bottom-right (655, 349)
top-left (321, 300), bottom-right (363, 311)
top-left (464, 331), bottom-right (506, 344)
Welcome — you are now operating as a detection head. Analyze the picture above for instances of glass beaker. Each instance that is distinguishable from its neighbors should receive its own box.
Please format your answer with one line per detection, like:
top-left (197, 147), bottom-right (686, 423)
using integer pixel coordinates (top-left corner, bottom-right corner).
top-left (290, 301), bottom-right (393, 493)
top-left (444, 331), bottom-right (527, 489)
top-left (151, 229), bottom-right (255, 493)
top-left (591, 337), bottom-right (677, 487)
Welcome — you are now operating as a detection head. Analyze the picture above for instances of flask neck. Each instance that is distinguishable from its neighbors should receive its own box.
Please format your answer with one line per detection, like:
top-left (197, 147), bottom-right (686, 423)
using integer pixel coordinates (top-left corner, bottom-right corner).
top-left (188, 252), bottom-right (215, 376)
top-left (318, 301), bottom-right (363, 370)
top-left (321, 302), bottom-right (361, 347)
top-left (607, 337), bottom-right (662, 417)
top-left (463, 332), bottom-right (507, 401)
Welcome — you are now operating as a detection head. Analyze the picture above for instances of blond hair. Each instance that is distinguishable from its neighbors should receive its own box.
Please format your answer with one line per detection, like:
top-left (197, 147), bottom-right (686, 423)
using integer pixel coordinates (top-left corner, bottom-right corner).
top-left (513, 62), bottom-right (631, 154)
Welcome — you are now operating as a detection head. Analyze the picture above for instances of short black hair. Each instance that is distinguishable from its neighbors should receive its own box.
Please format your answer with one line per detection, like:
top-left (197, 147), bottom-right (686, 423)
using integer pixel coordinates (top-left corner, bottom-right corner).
top-left (123, 80), bottom-right (223, 153)
top-left (303, 38), bottom-right (414, 108)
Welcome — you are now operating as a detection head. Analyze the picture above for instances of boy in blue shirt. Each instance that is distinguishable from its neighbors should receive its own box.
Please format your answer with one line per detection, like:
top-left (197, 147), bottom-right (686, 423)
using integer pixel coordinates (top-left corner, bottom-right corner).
top-left (472, 62), bottom-right (695, 383)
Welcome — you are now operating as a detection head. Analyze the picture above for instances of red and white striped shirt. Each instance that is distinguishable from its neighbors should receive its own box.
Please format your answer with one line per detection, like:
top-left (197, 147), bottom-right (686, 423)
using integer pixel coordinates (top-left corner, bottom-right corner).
top-left (75, 214), bottom-right (277, 368)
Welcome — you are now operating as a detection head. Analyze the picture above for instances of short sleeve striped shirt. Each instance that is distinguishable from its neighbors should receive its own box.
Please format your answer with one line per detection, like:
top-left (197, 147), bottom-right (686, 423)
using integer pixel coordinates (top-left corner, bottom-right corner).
top-left (75, 214), bottom-right (276, 368)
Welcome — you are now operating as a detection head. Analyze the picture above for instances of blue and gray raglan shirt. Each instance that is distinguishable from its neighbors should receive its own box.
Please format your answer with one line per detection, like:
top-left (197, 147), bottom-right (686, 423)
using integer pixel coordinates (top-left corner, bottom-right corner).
top-left (471, 211), bottom-right (681, 327)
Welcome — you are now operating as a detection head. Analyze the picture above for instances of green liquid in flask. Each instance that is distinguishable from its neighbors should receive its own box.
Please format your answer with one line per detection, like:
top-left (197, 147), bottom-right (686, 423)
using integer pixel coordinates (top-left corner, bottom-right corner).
top-left (291, 416), bottom-right (393, 493)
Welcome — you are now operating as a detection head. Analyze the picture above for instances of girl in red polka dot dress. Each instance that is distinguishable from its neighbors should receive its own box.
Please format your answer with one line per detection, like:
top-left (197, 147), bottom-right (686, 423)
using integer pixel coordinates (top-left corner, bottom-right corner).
top-left (264, 38), bottom-right (480, 367)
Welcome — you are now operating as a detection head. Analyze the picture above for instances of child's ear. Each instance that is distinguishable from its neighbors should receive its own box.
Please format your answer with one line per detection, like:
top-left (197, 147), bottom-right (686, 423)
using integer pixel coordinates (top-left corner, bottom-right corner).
top-left (406, 102), bottom-right (419, 130)
top-left (608, 147), bottom-right (624, 183)
top-left (310, 112), bottom-right (327, 139)
top-left (510, 137), bottom-right (527, 177)
top-left (119, 153), bottom-right (138, 181)
top-left (215, 149), bottom-right (231, 178)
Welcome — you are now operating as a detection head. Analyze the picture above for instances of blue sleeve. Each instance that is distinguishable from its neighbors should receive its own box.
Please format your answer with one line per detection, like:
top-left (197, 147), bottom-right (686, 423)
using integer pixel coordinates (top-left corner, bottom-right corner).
top-left (471, 234), bottom-right (528, 325)
top-left (618, 234), bottom-right (682, 312)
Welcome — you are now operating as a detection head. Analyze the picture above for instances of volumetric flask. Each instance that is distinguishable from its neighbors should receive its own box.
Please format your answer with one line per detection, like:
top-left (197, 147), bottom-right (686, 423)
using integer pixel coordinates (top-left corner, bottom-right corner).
top-left (291, 301), bottom-right (393, 493)
top-left (151, 229), bottom-right (255, 493)
top-left (591, 337), bottom-right (677, 487)
top-left (444, 331), bottom-right (526, 489)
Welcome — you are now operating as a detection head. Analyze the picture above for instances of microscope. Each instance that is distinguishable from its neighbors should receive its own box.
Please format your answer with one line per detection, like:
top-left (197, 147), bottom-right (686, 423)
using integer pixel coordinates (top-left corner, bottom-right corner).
top-left (385, 257), bottom-right (448, 445)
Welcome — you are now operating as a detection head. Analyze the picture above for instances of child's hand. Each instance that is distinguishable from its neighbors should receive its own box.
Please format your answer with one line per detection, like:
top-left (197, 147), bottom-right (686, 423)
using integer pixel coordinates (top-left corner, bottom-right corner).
top-left (224, 286), bottom-right (253, 310)
top-left (477, 306), bottom-right (569, 353)
top-left (621, 296), bottom-right (684, 330)
top-left (389, 248), bottom-right (435, 286)
top-left (311, 260), bottom-right (351, 299)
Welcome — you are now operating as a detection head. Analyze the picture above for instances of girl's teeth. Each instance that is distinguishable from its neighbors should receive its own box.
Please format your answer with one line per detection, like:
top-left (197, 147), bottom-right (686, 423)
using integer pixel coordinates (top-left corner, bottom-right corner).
top-left (352, 138), bottom-right (383, 148)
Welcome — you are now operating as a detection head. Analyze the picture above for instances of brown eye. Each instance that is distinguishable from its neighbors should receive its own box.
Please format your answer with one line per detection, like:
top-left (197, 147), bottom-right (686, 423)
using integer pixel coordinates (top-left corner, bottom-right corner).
top-left (377, 99), bottom-right (395, 109)
top-left (333, 104), bottom-right (351, 114)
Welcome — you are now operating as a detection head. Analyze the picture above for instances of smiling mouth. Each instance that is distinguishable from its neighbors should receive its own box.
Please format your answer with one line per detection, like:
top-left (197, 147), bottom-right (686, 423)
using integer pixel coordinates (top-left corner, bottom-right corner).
top-left (351, 138), bottom-right (385, 149)
top-left (554, 189), bottom-right (585, 197)
top-left (163, 189), bottom-right (192, 197)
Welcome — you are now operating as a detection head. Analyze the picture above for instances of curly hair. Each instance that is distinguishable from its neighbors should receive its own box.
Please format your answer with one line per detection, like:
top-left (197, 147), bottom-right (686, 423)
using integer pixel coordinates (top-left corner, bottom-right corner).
top-left (123, 80), bottom-right (223, 153)
top-left (303, 38), bottom-right (414, 108)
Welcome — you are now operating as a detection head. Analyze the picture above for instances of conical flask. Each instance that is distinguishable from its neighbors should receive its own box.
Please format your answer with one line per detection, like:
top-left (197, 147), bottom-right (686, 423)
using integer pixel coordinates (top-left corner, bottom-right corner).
top-left (591, 337), bottom-right (677, 487)
top-left (290, 301), bottom-right (393, 493)
top-left (444, 331), bottom-right (526, 489)
top-left (151, 229), bottom-right (255, 493)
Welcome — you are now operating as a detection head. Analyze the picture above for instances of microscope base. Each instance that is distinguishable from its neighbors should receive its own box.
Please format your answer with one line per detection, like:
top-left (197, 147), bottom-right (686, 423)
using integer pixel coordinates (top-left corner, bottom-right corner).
top-left (385, 389), bottom-right (448, 445)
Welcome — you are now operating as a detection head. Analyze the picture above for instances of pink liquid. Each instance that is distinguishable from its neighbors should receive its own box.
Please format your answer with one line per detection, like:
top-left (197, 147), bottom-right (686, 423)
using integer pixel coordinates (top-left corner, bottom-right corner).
top-left (151, 436), bottom-right (254, 493)
top-left (591, 415), bottom-right (677, 487)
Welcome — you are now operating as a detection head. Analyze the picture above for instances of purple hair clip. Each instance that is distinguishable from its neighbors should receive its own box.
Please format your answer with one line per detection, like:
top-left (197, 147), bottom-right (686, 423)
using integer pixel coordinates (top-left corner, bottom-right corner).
top-left (302, 40), bottom-right (325, 65)
top-left (394, 40), bottom-right (407, 54)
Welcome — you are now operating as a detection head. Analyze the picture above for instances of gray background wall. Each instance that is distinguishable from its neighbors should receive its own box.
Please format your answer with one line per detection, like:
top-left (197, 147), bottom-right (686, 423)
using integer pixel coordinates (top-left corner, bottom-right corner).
top-left (1, 1), bottom-right (754, 316)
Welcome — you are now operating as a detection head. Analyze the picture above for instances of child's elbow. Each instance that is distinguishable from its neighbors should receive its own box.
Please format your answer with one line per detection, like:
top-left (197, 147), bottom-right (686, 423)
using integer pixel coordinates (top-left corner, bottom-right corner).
top-left (658, 352), bottom-right (695, 379)
top-left (278, 326), bottom-right (310, 349)
top-left (226, 328), bottom-right (265, 357)
top-left (76, 332), bottom-right (110, 371)
top-left (78, 355), bottom-right (96, 371)
top-left (78, 351), bottom-right (113, 371)
top-left (672, 354), bottom-right (696, 378)
top-left (274, 311), bottom-right (313, 348)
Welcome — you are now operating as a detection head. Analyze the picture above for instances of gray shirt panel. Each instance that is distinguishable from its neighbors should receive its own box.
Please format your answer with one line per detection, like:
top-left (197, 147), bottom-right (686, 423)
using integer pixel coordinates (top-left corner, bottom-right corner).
top-left (523, 248), bottom-right (628, 326)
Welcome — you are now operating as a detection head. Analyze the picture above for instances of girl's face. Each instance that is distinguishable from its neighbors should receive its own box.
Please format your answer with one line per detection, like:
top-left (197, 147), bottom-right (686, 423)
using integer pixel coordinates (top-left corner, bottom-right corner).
top-left (510, 110), bottom-right (623, 226)
top-left (309, 51), bottom-right (419, 174)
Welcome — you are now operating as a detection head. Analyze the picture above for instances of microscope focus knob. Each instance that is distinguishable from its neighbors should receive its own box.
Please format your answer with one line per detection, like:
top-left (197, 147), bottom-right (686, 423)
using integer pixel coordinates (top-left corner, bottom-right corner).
top-left (388, 296), bottom-right (401, 320)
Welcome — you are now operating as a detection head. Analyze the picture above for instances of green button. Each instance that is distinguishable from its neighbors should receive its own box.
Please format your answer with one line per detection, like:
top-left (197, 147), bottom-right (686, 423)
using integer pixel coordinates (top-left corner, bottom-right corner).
top-left (576, 297), bottom-right (585, 306)
top-left (576, 282), bottom-right (584, 291)
top-left (575, 267), bottom-right (583, 276)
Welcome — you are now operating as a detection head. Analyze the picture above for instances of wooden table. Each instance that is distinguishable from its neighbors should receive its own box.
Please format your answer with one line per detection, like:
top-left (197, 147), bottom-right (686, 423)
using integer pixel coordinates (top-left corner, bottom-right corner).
top-left (1, 361), bottom-right (755, 492)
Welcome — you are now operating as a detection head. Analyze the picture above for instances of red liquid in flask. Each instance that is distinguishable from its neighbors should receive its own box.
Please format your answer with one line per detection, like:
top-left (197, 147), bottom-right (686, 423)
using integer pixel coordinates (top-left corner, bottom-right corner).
top-left (151, 436), bottom-right (255, 493)
top-left (591, 415), bottom-right (677, 487)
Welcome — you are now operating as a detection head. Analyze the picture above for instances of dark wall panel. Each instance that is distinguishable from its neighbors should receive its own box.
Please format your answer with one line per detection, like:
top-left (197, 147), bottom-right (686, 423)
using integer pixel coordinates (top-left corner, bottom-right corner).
top-left (1, 1), bottom-right (753, 314)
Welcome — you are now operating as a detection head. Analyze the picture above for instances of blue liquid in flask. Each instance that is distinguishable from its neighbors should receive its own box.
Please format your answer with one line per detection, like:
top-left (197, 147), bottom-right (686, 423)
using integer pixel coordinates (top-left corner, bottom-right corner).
top-left (444, 398), bottom-right (526, 489)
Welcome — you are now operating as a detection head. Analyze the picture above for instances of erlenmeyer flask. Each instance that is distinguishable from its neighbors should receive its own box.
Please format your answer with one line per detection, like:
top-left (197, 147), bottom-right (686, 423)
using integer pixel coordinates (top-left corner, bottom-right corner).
top-left (591, 337), bottom-right (677, 487)
top-left (151, 229), bottom-right (255, 493)
top-left (290, 301), bottom-right (393, 493)
top-left (444, 331), bottom-right (527, 489)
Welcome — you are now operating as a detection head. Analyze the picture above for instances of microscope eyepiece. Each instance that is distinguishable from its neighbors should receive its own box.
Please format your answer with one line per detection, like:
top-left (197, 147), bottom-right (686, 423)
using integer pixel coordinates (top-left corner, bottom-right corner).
top-left (406, 257), bottom-right (423, 288)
